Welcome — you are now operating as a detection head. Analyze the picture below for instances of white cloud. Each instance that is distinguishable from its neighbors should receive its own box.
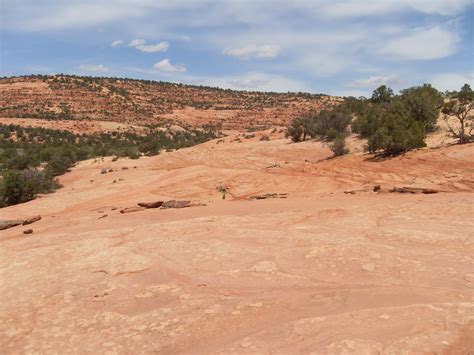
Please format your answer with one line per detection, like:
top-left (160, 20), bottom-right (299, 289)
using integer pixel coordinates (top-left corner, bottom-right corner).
top-left (430, 72), bottom-right (474, 92)
top-left (4, 0), bottom-right (472, 31)
top-left (223, 44), bottom-right (280, 59)
top-left (348, 75), bottom-right (401, 88)
top-left (22, 3), bottom-right (144, 31)
top-left (380, 27), bottom-right (459, 60)
top-left (153, 59), bottom-right (187, 73)
top-left (111, 40), bottom-right (124, 47)
top-left (78, 64), bottom-right (109, 73)
top-left (3, 0), bottom-right (473, 96)
top-left (129, 39), bottom-right (169, 53)
top-left (316, 0), bottom-right (472, 18)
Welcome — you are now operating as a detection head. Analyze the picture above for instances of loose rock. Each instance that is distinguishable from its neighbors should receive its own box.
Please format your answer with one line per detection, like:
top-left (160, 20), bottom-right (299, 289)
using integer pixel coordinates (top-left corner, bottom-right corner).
top-left (0, 220), bottom-right (23, 231)
top-left (138, 201), bottom-right (164, 209)
top-left (250, 193), bottom-right (287, 200)
top-left (161, 200), bottom-right (192, 209)
top-left (23, 215), bottom-right (42, 226)
top-left (23, 229), bottom-right (33, 234)
top-left (120, 206), bottom-right (146, 214)
top-left (390, 187), bottom-right (439, 194)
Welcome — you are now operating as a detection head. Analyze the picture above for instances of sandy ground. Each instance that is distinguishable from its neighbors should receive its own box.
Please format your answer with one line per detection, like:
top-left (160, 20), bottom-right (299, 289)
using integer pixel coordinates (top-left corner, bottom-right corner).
top-left (0, 134), bottom-right (473, 353)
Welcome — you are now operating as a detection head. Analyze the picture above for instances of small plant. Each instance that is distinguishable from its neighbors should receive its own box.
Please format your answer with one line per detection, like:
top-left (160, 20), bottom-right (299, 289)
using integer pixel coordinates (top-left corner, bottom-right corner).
top-left (329, 136), bottom-right (349, 156)
top-left (216, 185), bottom-right (229, 200)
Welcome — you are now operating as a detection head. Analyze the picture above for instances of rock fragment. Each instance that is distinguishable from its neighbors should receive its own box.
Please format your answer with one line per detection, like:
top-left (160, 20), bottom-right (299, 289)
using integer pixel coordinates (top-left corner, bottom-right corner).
top-left (390, 187), bottom-right (439, 194)
top-left (0, 220), bottom-right (23, 231)
top-left (0, 215), bottom-right (42, 231)
top-left (250, 193), bottom-right (287, 200)
top-left (23, 215), bottom-right (42, 225)
top-left (120, 206), bottom-right (146, 214)
top-left (138, 201), bottom-right (164, 209)
top-left (161, 200), bottom-right (192, 209)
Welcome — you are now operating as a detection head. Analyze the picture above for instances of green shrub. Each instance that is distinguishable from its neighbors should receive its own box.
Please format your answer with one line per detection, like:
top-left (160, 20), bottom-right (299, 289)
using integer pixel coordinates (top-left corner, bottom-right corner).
top-left (288, 108), bottom-right (351, 142)
top-left (45, 155), bottom-right (74, 176)
top-left (400, 84), bottom-right (443, 132)
top-left (329, 136), bottom-right (349, 156)
top-left (371, 85), bottom-right (394, 104)
top-left (366, 102), bottom-right (426, 155)
top-left (0, 123), bottom-right (218, 207)
top-left (0, 169), bottom-right (59, 206)
top-left (351, 85), bottom-right (439, 155)
top-left (287, 116), bottom-right (310, 142)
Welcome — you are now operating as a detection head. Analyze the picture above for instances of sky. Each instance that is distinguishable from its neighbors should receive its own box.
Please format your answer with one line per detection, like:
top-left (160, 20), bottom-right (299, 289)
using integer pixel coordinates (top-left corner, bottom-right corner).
top-left (1, 0), bottom-right (473, 96)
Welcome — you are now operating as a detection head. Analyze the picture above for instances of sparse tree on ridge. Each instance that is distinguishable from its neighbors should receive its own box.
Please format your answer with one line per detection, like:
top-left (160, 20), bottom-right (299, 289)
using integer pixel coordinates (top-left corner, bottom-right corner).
top-left (371, 85), bottom-right (394, 104)
top-left (441, 83), bottom-right (474, 144)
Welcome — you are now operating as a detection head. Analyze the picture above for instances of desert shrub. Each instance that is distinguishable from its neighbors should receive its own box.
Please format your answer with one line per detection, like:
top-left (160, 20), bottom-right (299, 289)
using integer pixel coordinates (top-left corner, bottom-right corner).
top-left (45, 154), bottom-right (74, 176)
top-left (329, 136), bottom-right (349, 156)
top-left (288, 108), bottom-right (350, 142)
top-left (287, 116), bottom-right (310, 142)
top-left (124, 147), bottom-right (140, 159)
top-left (352, 103), bottom-right (385, 137)
top-left (366, 101), bottom-right (426, 155)
top-left (400, 84), bottom-right (443, 131)
top-left (311, 109), bottom-right (351, 137)
top-left (441, 83), bottom-right (474, 143)
top-left (0, 123), bottom-right (218, 207)
top-left (0, 169), bottom-right (59, 206)
top-left (352, 85), bottom-right (440, 155)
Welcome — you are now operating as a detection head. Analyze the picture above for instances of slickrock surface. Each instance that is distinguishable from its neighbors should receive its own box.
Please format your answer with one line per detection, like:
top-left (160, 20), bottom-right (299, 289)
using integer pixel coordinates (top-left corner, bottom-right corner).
top-left (1, 134), bottom-right (473, 353)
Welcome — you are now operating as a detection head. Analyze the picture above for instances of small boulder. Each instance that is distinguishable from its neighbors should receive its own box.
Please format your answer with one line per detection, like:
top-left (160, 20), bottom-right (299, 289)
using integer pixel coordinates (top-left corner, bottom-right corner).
top-left (389, 187), bottom-right (439, 194)
top-left (161, 200), bottom-right (191, 209)
top-left (0, 220), bottom-right (23, 231)
top-left (23, 229), bottom-right (33, 235)
top-left (101, 168), bottom-right (108, 174)
top-left (138, 201), bottom-right (164, 209)
top-left (23, 215), bottom-right (42, 226)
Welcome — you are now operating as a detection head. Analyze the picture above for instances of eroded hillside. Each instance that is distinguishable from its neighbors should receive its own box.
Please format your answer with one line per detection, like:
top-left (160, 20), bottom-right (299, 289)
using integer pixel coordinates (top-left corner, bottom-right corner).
top-left (0, 75), bottom-right (336, 129)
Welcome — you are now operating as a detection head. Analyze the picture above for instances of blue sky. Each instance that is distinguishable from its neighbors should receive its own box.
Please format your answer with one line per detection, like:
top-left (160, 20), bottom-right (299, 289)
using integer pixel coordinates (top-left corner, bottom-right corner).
top-left (1, 0), bottom-right (473, 96)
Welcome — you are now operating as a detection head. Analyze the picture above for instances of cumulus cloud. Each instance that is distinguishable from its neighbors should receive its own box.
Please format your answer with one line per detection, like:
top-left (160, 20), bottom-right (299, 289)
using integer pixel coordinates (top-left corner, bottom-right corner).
top-left (3, 0), bottom-right (473, 95)
top-left (380, 27), bottom-right (459, 60)
top-left (153, 59), bottom-right (187, 73)
top-left (129, 39), bottom-right (169, 53)
top-left (223, 44), bottom-right (280, 59)
top-left (110, 40), bottom-right (124, 47)
top-left (78, 64), bottom-right (109, 73)
top-left (348, 75), bottom-right (401, 88)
